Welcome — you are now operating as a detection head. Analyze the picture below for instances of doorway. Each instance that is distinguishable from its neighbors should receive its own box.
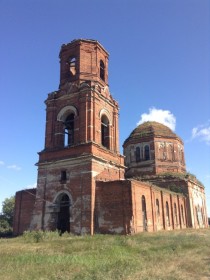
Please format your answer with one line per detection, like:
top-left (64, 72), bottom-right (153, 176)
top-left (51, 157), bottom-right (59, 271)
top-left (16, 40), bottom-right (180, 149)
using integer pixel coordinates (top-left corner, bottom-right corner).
top-left (57, 194), bottom-right (70, 233)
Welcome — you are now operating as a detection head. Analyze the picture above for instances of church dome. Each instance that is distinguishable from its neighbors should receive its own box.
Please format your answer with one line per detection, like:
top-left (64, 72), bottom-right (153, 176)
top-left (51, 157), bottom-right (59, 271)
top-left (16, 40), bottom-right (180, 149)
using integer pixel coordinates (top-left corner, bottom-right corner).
top-left (123, 121), bottom-right (186, 177)
top-left (124, 121), bottom-right (180, 145)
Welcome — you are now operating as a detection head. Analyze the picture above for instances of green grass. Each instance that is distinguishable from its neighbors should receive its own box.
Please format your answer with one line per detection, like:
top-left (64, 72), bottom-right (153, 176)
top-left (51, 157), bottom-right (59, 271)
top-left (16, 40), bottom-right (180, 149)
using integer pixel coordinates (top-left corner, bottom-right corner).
top-left (0, 229), bottom-right (210, 280)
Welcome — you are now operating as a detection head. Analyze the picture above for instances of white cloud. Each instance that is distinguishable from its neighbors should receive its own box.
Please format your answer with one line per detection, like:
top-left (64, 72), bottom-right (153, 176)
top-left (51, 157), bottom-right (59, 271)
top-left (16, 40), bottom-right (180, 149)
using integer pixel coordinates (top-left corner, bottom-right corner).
top-left (0, 161), bottom-right (5, 166)
top-left (137, 107), bottom-right (176, 131)
top-left (191, 121), bottom-right (210, 145)
top-left (7, 164), bottom-right (22, 171)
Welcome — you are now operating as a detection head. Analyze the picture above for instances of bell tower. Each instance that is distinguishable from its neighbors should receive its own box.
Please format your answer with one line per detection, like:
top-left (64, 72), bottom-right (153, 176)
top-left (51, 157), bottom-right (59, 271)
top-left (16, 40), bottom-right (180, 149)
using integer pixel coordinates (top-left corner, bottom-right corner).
top-left (30, 39), bottom-right (125, 235)
top-left (59, 39), bottom-right (109, 88)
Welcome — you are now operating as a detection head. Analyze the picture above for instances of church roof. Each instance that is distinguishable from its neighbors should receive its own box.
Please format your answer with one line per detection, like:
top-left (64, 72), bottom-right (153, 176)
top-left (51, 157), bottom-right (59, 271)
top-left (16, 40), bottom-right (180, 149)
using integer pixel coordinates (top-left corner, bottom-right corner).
top-left (124, 121), bottom-right (181, 145)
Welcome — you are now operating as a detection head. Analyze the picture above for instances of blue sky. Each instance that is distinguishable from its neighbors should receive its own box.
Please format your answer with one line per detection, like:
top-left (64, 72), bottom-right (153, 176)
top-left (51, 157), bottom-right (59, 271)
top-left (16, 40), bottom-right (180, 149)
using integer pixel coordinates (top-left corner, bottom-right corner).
top-left (0, 0), bottom-right (210, 215)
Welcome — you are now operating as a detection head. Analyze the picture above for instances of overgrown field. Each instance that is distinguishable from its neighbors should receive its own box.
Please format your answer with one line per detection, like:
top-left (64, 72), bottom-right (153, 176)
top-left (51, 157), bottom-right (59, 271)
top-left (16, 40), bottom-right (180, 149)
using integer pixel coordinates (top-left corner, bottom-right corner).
top-left (0, 229), bottom-right (210, 280)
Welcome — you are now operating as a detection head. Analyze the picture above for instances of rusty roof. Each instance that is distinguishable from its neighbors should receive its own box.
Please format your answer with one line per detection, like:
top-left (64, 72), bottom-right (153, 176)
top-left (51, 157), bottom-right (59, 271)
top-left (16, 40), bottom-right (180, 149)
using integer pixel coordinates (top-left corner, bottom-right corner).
top-left (124, 121), bottom-right (181, 145)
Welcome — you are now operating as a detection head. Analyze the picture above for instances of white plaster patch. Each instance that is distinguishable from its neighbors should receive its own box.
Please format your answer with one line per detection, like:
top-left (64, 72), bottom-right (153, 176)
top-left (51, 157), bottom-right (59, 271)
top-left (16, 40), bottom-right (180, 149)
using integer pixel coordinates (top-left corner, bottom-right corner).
top-left (192, 187), bottom-right (203, 207)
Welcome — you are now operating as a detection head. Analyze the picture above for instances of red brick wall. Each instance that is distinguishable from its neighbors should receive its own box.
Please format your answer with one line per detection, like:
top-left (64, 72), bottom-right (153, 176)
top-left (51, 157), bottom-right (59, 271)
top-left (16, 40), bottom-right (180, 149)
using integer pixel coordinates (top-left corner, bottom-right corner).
top-left (130, 180), bottom-right (187, 233)
top-left (124, 135), bottom-right (186, 177)
top-left (95, 180), bottom-right (132, 234)
top-left (13, 189), bottom-right (36, 235)
top-left (59, 39), bottom-right (109, 88)
top-left (151, 189), bottom-right (164, 231)
top-left (130, 180), bottom-right (154, 233)
top-left (44, 89), bottom-right (120, 153)
top-left (95, 179), bottom-right (187, 235)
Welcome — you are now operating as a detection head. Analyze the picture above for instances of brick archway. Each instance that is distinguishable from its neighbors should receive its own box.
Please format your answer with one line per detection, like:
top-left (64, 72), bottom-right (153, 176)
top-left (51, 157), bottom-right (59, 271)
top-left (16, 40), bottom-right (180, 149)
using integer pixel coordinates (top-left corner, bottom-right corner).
top-left (55, 192), bottom-right (71, 234)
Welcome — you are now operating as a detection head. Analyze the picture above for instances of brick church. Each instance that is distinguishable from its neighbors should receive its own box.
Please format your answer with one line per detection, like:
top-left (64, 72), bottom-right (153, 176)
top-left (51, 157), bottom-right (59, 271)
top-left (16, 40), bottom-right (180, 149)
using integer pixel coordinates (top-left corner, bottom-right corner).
top-left (13, 39), bottom-right (208, 235)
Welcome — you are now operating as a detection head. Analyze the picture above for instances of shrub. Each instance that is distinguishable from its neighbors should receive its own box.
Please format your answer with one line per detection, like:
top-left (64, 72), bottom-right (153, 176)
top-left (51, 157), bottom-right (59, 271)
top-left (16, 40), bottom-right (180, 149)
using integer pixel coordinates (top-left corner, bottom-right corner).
top-left (23, 230), bottom-right (45, 243)
top-left (0, 218), bottom-right (13, 237)
top-left (22, 230), bottom-right (62, 243)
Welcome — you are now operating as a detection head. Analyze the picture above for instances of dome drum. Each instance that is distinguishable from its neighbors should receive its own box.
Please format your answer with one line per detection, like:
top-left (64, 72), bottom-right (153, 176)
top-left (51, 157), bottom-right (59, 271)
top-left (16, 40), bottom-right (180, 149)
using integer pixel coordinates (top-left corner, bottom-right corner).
top-left (123, 122), bottom-right (186, 177)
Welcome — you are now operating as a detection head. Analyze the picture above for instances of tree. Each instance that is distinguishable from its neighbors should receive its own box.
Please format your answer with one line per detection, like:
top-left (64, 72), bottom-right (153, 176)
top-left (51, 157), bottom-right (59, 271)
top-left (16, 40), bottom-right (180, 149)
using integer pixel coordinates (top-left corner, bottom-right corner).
top-left (2, 196), bottom-right (15, 226)
top-left (0, 196), bottom-right (15, 237)
top-left (0, 215), bottom-right (10, 229)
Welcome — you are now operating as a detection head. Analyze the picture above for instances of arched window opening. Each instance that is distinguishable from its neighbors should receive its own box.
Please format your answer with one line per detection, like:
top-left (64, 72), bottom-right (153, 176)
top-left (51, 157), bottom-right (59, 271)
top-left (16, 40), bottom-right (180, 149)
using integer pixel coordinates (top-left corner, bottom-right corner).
top-left (168, 145), bottom-right (173, 161)
top-left (69, 57), bottom-right (76, 76)
top-left (174, 203), bottom-right (178, 226)
top-left (159, 145), bottom-right (165, 160)
top-left (57, 194), bottom-right (70, 234)
top-left (64, 113), bottom-right (75, 146)
top-left (144, 145), bottom-right (150, 161)
top-left (61, 170), bottom-right (67, 182)
top-left (136, 147), bottom-right (141, 162)
top-left (142, 195), bottom-right (147, 231)
top-left (100, 60), bottom-right (105, 81)
top-left (166, 201), bottom-right (170, 226)
top-left (101, 115), bottom-right (109, 149)
top-left (181, 205), bottom-right (185, 225)
top-left (156, 199), bottom-right (160, 216)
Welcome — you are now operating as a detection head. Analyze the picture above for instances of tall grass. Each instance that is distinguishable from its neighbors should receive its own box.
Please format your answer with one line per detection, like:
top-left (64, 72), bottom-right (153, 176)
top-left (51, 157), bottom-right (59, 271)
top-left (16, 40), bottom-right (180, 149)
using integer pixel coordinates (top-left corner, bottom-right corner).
top-left (0, 229), bottom-right (210, 280)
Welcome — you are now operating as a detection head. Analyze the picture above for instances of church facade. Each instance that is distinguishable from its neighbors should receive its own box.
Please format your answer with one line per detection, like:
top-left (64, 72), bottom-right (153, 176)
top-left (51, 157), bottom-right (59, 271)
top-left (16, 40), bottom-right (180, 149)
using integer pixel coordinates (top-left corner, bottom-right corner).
top-left (13, 39), bottom-right (208, 235)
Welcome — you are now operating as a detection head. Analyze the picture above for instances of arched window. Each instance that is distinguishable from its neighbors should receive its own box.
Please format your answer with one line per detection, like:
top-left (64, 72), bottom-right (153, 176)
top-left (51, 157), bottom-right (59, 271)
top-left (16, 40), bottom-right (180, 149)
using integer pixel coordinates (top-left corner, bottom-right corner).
top-left (144, 145), bottom-right (150, 160)
top-left (69, 57), bottom-right (76, 76)
top-left (101, 115), bottom-right (109, 149)
top-left (166, 201), bottom-right (170, 226)
top-left (168, 145), bottom-right (173, 161)
top-left (61, 170), bottom-right (67, 182)
top-left (100, 60), bottom-right (105, 81)
top-left (159, 145), bottom-right (165, 160)
top-left (181, 205), bottom-right (185, 225)
top-left (142, 195), bottom-right (147, 231)
top-left (57, 106), bottom-right (78, 148)
top-left (64, 113), bottom-right (75, 146)
top-left (136, 147), bottom-right (141, 162)
top-left (156, 199), bottom-right (160, 217)
top-left (174, 203), bottom-right (178, 225)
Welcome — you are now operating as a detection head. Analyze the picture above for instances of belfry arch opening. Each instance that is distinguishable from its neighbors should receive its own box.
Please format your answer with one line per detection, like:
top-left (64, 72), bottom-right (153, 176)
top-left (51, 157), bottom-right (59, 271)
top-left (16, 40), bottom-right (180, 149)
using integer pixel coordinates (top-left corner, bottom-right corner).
top-left (56, 193), bottom-right (71, 234)
top-left (69, 57), bottom-right (76, 76)
top-left (100, 60), bottom-right (105, 81)
top-left (64, 113), bottom-right (75, 146)
top-left (101, 114), bottom-right (110, 149)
